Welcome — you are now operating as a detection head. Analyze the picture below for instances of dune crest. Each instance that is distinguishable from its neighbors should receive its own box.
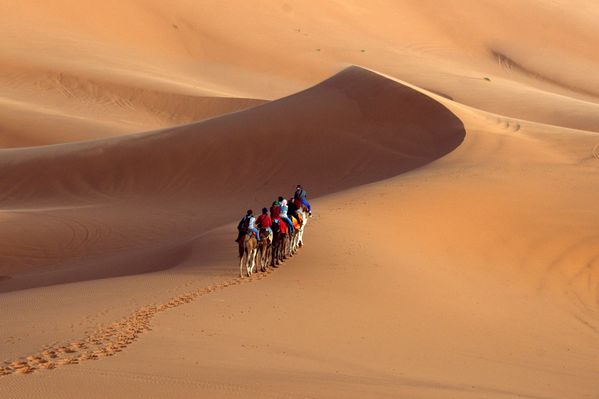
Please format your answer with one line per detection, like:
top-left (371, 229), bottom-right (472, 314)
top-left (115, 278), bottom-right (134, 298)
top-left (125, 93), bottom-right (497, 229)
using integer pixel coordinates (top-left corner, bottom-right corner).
top-left (1, 66), bottom-right (464, 206)
top-left (0, 66), bottom-right (465, 291)
top-left (0, 65), bottom-right (266, 148)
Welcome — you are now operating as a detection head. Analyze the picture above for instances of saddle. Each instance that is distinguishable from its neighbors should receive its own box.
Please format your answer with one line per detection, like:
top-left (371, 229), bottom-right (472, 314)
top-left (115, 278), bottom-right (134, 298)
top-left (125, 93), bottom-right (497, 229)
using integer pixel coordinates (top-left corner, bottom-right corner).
top-left (292, 216), bottom-right (300, 230)
top-left (260, 228), bottom-right (273, 243)
top-left (275, 217), bottom-right (288, 234)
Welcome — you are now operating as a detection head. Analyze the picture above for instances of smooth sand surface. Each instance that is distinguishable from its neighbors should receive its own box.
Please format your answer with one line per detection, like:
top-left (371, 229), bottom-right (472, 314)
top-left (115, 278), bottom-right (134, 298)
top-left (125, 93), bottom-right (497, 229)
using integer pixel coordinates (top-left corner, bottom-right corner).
top-left (1, 1), bottom-right (599, 398)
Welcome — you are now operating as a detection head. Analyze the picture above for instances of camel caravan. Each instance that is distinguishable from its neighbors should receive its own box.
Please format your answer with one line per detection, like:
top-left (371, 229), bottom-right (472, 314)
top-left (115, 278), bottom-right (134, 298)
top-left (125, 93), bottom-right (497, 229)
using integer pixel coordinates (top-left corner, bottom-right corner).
top-left (236, 185), bottom-right (312, 277)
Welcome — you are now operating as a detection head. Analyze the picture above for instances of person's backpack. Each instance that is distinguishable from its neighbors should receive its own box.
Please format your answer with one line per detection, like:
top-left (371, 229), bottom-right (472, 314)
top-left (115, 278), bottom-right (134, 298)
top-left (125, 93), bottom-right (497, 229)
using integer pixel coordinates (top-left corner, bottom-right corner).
top-left (241, 216), bottom-right (251, 232)
top-left (238, 216), bottom-right (249, 232)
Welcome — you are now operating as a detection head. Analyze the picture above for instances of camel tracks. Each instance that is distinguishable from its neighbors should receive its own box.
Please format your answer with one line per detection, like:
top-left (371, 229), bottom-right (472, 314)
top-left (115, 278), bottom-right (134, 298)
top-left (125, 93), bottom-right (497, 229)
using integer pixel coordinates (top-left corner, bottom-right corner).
top-left (0, 268), bottom-right (278, 378)
top-left (592, 143), bottom-right (599, 161)
top-left (484, 115), bottom-right (521, 132)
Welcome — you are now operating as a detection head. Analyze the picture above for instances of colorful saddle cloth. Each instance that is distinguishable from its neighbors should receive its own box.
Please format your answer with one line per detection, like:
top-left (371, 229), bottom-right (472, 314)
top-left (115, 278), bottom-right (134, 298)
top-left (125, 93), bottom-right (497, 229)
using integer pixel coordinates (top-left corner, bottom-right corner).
top-left (275, 217), bottom-right (288, 234)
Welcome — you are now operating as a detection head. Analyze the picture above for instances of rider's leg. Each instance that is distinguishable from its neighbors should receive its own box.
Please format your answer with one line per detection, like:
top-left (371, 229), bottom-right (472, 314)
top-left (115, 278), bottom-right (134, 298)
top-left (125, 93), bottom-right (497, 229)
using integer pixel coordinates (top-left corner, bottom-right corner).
top-left (250, 227), bottom-right (261, 241)
top-left (301, 198), bottom-right (312, 215)
top-left (282, 216), bottom-right (294, 233)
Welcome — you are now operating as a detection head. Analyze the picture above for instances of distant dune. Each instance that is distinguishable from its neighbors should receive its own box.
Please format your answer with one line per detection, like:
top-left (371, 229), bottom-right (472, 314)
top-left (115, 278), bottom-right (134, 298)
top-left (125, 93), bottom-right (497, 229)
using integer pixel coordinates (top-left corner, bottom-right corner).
top-left (1, 1), bottom-right (598, 398)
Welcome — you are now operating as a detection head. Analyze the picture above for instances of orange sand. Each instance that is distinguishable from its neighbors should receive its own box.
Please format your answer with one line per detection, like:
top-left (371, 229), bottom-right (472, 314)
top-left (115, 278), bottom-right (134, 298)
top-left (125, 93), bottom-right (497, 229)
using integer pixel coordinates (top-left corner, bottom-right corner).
top-left (1, 1), bottom-right (599, 398)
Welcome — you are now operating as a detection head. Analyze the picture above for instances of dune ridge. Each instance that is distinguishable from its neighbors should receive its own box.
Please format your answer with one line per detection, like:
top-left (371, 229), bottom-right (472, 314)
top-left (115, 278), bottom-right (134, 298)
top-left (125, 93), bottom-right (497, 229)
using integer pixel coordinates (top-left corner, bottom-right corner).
top-left (0, 65), bottom-right (266, 147)
top-left (0, 66), bottom-right (465, 292)
top-left (3, 0), bottom-right (599, 146)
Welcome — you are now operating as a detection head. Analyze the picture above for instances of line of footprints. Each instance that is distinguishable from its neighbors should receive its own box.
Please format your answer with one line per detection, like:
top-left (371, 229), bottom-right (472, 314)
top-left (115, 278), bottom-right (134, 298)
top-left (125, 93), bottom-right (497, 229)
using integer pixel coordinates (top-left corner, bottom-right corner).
top-left (1, 270), bottom-right (274, 377)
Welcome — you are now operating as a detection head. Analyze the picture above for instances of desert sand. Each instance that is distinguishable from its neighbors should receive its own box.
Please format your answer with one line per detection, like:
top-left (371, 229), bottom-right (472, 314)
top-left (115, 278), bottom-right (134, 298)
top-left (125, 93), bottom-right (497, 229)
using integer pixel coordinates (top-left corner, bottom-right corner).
top-left (1, 1), bottom-right (599, 398)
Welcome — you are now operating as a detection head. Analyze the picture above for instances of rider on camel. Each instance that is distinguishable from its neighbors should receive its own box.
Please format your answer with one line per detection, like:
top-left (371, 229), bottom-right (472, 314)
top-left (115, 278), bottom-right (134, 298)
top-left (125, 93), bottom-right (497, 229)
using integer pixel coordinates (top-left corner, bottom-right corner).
top-left (278, 197), bottom-right (295, 234)
top-left (256, 207), bottom-right (272, 237)
top-left (288, 196), bottom-right (298, 218)
top-left (270, 200), bottom-right (287, 234)
top-left (294, 185), bottom-right (312, 216)
top-left (270, 200), bottom-right (280, 219)
top-left (236, 209), bottom-right (260, 242)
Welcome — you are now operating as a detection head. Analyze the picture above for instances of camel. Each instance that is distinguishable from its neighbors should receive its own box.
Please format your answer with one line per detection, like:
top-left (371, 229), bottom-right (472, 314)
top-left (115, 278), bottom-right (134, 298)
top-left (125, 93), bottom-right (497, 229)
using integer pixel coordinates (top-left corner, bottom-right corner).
top-left (293, 208), bottom-right (308, 250)
top-left (270, 222), bottom-right (285, 267)
top-left (257, 228), bottom-right (272, 272)
top-left (238, 233), bottom-right (258, 277)
top-left (285, 228), bottom-right (295, 258)
top-left (237, 204), bottom-right (309, 272)
top-left (286, 210), bottom-right (307, 256)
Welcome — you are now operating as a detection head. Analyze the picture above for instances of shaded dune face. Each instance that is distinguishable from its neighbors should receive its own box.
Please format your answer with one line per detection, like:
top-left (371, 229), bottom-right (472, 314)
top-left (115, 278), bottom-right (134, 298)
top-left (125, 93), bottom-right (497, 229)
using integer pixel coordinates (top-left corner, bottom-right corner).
top-left (0, 66), bottom-right (465, 206)
top-left (0, 66), bottom-right (465, 291)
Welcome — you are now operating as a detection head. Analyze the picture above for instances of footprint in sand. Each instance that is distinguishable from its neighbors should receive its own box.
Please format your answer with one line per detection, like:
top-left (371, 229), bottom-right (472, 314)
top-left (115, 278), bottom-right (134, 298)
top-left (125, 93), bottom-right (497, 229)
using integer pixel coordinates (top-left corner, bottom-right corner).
top-left (76, 354), bottom-right (93, 361)
top-left (15, 366), bottom-right (35, 374)
top-left (56, 346), bottom-right (76, 354)
top-left (56, 358), bottom-right (79, 366)
top-left (69, 342), bottom-right (87, 350)
top-left (42, 350), bottom-right (58, 358)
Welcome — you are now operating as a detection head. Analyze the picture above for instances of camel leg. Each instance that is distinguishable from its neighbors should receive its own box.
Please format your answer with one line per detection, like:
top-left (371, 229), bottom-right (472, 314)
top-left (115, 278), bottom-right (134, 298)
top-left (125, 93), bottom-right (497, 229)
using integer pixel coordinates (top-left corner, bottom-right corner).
top-left (281, 239), bottom-right (287, 261)
top-left (272, 242), bottom-right (279, 267)
top-left (261, 245), bottom-right (266, 272)
top-left (255, 247), bottom-right (260, 273)
top-left (239, 251), bottom-right (245, 278)
top-left (249, 249), bottom-right (257, 276)
top-left (257, 247), bottom-right (262, 272)
top-left (266, 245), bottom-right (272, 269)
top-left (247, 249), bottom-right (252, 277)
top-left (260, 246), bottom-right (267, 272)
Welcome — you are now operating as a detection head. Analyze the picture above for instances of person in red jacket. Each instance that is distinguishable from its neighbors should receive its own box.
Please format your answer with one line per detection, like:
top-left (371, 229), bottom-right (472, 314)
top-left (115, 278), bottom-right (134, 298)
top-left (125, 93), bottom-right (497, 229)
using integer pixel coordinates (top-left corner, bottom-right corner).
top-left (256, 207), bottom-right (272, 235)
top-left (270, 200), bottom-right (287, 234)
top-left (270, 200), bottom-right (281, 220)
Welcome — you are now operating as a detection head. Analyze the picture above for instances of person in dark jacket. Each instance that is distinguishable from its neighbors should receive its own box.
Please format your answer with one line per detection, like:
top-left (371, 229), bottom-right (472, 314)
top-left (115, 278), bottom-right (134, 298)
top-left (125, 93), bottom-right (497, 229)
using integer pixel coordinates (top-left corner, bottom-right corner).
top-left (236, 209), bottom-right (260, 242)
top-left (294, 185), bottom-right (312, 216)
top-left (288, 197), bottom-right (298, 218)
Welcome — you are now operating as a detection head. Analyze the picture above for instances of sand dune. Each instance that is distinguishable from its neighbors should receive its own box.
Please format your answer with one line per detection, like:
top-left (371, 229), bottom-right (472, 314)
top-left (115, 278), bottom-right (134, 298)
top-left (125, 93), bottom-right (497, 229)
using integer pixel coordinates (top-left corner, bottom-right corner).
top-left (3, 0), bottom-right (599, 146)
top-left (0, 66), bottom-right (265, 147)
top-left (1, 1), bottom-right (599, 398)
top-left (0, 66), bottom-right (465, 291)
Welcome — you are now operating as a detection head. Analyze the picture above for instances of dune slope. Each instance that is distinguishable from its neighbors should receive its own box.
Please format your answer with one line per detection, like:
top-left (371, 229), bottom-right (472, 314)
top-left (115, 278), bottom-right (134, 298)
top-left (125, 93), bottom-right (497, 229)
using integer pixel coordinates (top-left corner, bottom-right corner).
top-left (1, 101), bottom-right (598, 398)
top-left (0, 66), bottom-right (465, 291)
